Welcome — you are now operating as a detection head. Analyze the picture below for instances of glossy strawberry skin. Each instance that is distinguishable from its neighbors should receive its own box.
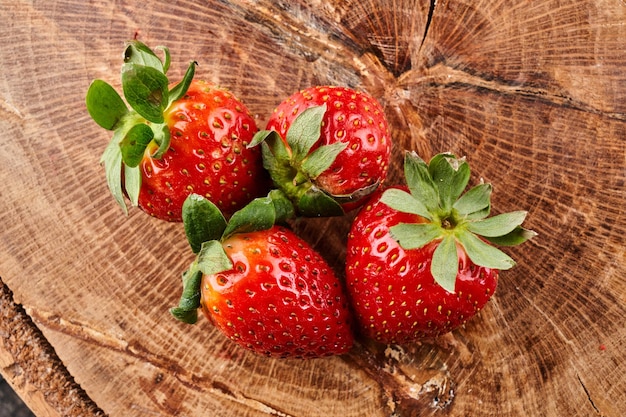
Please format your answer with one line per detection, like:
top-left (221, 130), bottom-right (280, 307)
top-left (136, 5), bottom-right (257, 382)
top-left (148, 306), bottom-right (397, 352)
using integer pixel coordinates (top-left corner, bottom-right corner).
top-left (137, 80), bottom-right (269, 221)
top-left (200, 226), bottom-right (354, 358)
top-left (345, 187), bottom-right (498, 344)
top-left (265, 86), bottom-right (391, 210)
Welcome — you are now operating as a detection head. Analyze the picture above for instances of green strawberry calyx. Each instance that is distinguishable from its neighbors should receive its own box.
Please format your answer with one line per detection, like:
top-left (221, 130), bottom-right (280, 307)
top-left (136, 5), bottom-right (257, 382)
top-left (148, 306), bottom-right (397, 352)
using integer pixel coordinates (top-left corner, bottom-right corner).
top-left (381, 152), bottom-right (537, 293)
top-left (249, 104), bottom-right (363, 217)
top-left (85, 40), bottom-right (197, 214)
top-left (170, 189), bottom-right (296, 324)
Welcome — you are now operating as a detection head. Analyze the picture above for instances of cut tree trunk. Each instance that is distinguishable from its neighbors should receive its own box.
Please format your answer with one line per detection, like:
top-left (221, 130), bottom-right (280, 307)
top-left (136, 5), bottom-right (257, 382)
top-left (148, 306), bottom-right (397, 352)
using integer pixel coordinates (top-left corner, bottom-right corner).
top-left (1, 1), bottom-right (625, 416)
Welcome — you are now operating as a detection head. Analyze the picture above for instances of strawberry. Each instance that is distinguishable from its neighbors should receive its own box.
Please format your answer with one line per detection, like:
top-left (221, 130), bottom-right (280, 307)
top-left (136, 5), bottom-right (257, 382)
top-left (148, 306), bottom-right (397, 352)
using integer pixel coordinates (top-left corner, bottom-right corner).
top-left (345, 152), bottom-right (536, 344)
top-left (86, 41), bottom-right (268, 221)
top-left (170, 191), bottom-right (354, 358)
top-left (250, 86), bottom-right (391, 216)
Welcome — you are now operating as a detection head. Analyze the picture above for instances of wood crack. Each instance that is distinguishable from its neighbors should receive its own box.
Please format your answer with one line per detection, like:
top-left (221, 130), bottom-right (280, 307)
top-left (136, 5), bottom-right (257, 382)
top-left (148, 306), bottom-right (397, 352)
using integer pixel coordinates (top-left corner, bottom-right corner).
top-left (577, 374), bottom-right (602, 416)
top-left (418, 0), bottom-right (437, 53)
top-left (401, 63), bottom-right (626, 122)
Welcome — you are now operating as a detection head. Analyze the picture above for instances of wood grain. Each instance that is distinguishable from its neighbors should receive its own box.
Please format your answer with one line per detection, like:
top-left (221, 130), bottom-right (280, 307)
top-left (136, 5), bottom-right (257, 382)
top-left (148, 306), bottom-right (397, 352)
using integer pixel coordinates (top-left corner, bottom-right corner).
top-left (1, 0), bottom-right (625, 416)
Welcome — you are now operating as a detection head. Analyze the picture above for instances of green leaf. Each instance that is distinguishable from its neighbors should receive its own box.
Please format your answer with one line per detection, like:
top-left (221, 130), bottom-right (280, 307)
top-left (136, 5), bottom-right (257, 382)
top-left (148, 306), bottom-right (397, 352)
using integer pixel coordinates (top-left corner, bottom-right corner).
top-left (456, 231), bottom-right (516, 270)
top-left (121, 63), bottom-right (169, 123)
top-left (431, 235), bottom-right (458, 293)
top-left (168, 60), bottom-right (197, 106)
top-left (149, 124), bottom-right (171, 159)
top-left (261, 133), bottom-right (292, 173)
top-left (155, 46), bottom-right (171, 73)
top-left (248, 130), bottom-right (274, 148)
top-left (301, 141), bottom-right (348, 179)
top-left (380, 188), bottom-right (432, 220)
top-left (197, 240), bottom-right (234, 275)
top-left (484, 226), bottom-right (537, 246)
top-left (403, 152), bottom-right (440, 212)
top-left (286, 104), bottom-right (326, 162)
top-left (267, 189), bottom-right (295, 224)
top-left (123, 40), bottom-right (165, 72)
top-left (466, 211), bottom-right (528, 237)
top-left (297, 187), bottom-right (344, 217)
top-left (100, 132), bottom-right (127, 214)
top-left (182, 194), bottom-right (227, 253)
top-left (429, 153), bottom-right (470, 212)
top-left (86, 80), bottom-right (128, 130)
top-left (170, 265), bottom-right (202, 324)
top-left (119, 123), bottom-right (153, 167)
top-left (124, 165), bottom-right (141, 207)
top-left (222, 196), bottom-right (277, 239)
top-left (454, 183), bottom-right (492, 219)
top-left (389, 223), bottom-right (443, 250)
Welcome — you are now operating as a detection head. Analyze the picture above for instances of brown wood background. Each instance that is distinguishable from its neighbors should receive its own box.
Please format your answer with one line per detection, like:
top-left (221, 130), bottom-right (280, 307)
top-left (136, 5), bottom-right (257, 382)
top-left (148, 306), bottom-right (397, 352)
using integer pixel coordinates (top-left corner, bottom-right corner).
top-left (1, 0), bottom-right (625, 416)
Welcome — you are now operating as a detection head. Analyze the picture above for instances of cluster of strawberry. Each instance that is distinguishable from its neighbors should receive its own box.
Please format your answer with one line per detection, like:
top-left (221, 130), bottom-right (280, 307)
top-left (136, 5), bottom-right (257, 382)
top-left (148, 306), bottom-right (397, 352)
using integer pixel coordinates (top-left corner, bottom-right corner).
top-left (87, 42), bottom-right (535, 359)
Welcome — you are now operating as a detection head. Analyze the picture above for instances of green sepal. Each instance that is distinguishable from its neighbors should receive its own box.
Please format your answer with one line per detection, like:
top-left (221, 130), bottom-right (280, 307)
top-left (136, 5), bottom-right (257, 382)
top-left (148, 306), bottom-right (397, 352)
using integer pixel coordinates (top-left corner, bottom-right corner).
top-left (90, 41), bottom-right (199, 216)
top-left (222, 190), bottom-right (295, 239)
top-left (297, 187), bottom-right (345, 217)
top-left (454, 183), bottom-right (492, 219)
top-left (248, 129), bottom-right (275, 149)
top-left (301, 141), bottom-right (348, 179)
top-left (170, 240), bottom-right (235, 325)
top-left (86, 80), bottom-right (129, 130)
top-left (260, 132), bottom-right (292, 174)
top-left (197, 240), bottom-right (234, 275)
top-left (182, 194), bottom-right (227, 254)
top-left (168, 60), bottom-right (197, 106)
top-left (120, 123), bottom-right (153, 167)
top-left (389, 223), bottom-right (443, 250)
top-left (456, 231), bottom-right (516, 270)
top-left (429, 153), bottom-right (470, 212)
top-left (121, 63), bottom-right (169, 123)
top-left (383, 151), bottom-right (536, 294)
top-left (286, 104), bottom-right (326, 162)
top-left (484, 227), bottom-right (537, 246)
top-left (381, 187), bottom-right (432, 220)
top-left (431, 236), bottom-right (458, 293)
top-left (124, 165), bottom-right (141, 207)
top-left (403, 152), bottom-right (440, 212)
top-left (150, 124), bottom-right (171, 160)
top-left (466, 211), bottom-right (528, 237)
top-left (222, 195), bottom-right (277, 239)
top-left (100, 130), bottom-right (127, 214)
top-left (170, 265), bottom-right (203, 324)
top-left (268, 189), bottom-right (296, 225)
top-left (123, 40), bottom-right (166, 72)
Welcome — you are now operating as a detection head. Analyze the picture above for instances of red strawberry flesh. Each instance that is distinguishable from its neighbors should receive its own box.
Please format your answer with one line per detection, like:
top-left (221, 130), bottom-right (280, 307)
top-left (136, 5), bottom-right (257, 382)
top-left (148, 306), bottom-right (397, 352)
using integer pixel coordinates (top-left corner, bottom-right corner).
top-left (346, 188), bottom-right (498, 344)
top-left (200, 227), bottom-right (354, 358)
top-left (138, 80), bottom-right (267, 220)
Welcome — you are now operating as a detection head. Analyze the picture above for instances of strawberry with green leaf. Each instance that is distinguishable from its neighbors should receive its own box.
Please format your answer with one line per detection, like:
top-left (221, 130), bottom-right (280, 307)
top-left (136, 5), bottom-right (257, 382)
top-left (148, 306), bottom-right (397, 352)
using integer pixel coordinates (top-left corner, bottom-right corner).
top-left (171, 191), bottom-right (354, 358)
top-left (345, 152), bottom-right (536, 344)
top-left (250, 86), bottom-right (391, 217)
top-left (86, 41), bottom-right (268, 221)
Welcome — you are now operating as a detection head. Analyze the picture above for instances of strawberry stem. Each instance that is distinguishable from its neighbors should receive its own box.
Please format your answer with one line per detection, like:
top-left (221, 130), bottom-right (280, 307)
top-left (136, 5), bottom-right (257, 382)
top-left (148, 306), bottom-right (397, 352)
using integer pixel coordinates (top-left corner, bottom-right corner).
top-left (86, 41), bottom-right (197, 214)
top-left (382, 151), bottom-right (536, 292)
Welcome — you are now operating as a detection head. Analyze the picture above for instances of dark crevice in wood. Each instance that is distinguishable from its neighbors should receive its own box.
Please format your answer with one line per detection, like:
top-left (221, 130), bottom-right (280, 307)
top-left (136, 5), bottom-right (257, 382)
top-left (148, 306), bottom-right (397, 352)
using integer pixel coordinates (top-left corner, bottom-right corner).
top-left (419, 0), bottom-right (436, 53)
top-left (577, 374), bottom-right (602, 416)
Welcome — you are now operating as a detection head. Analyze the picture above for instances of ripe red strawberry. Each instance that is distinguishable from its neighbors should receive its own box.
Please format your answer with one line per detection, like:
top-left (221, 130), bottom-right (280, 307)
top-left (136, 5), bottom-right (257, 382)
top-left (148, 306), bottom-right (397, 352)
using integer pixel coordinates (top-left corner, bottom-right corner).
top-left (86, 41), bottom-right (268, 221)
top-left (171, 192), bottom-right (354, 358)
top-left (250, 86), bottom-right (391, 216)
top-left (345, 152), bottom-right (535, 344)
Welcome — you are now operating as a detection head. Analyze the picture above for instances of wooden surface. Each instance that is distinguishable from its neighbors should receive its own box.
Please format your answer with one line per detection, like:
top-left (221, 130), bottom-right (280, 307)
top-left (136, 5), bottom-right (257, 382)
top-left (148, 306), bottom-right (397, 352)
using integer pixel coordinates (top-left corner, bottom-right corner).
top-left (1, 0), bottom-right (625, 416)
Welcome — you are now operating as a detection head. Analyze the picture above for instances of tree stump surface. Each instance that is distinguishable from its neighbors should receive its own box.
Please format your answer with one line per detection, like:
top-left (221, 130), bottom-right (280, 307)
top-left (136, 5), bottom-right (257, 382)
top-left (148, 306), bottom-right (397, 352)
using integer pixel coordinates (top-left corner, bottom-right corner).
top-left (1, 1), bottom-right (625, 416)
